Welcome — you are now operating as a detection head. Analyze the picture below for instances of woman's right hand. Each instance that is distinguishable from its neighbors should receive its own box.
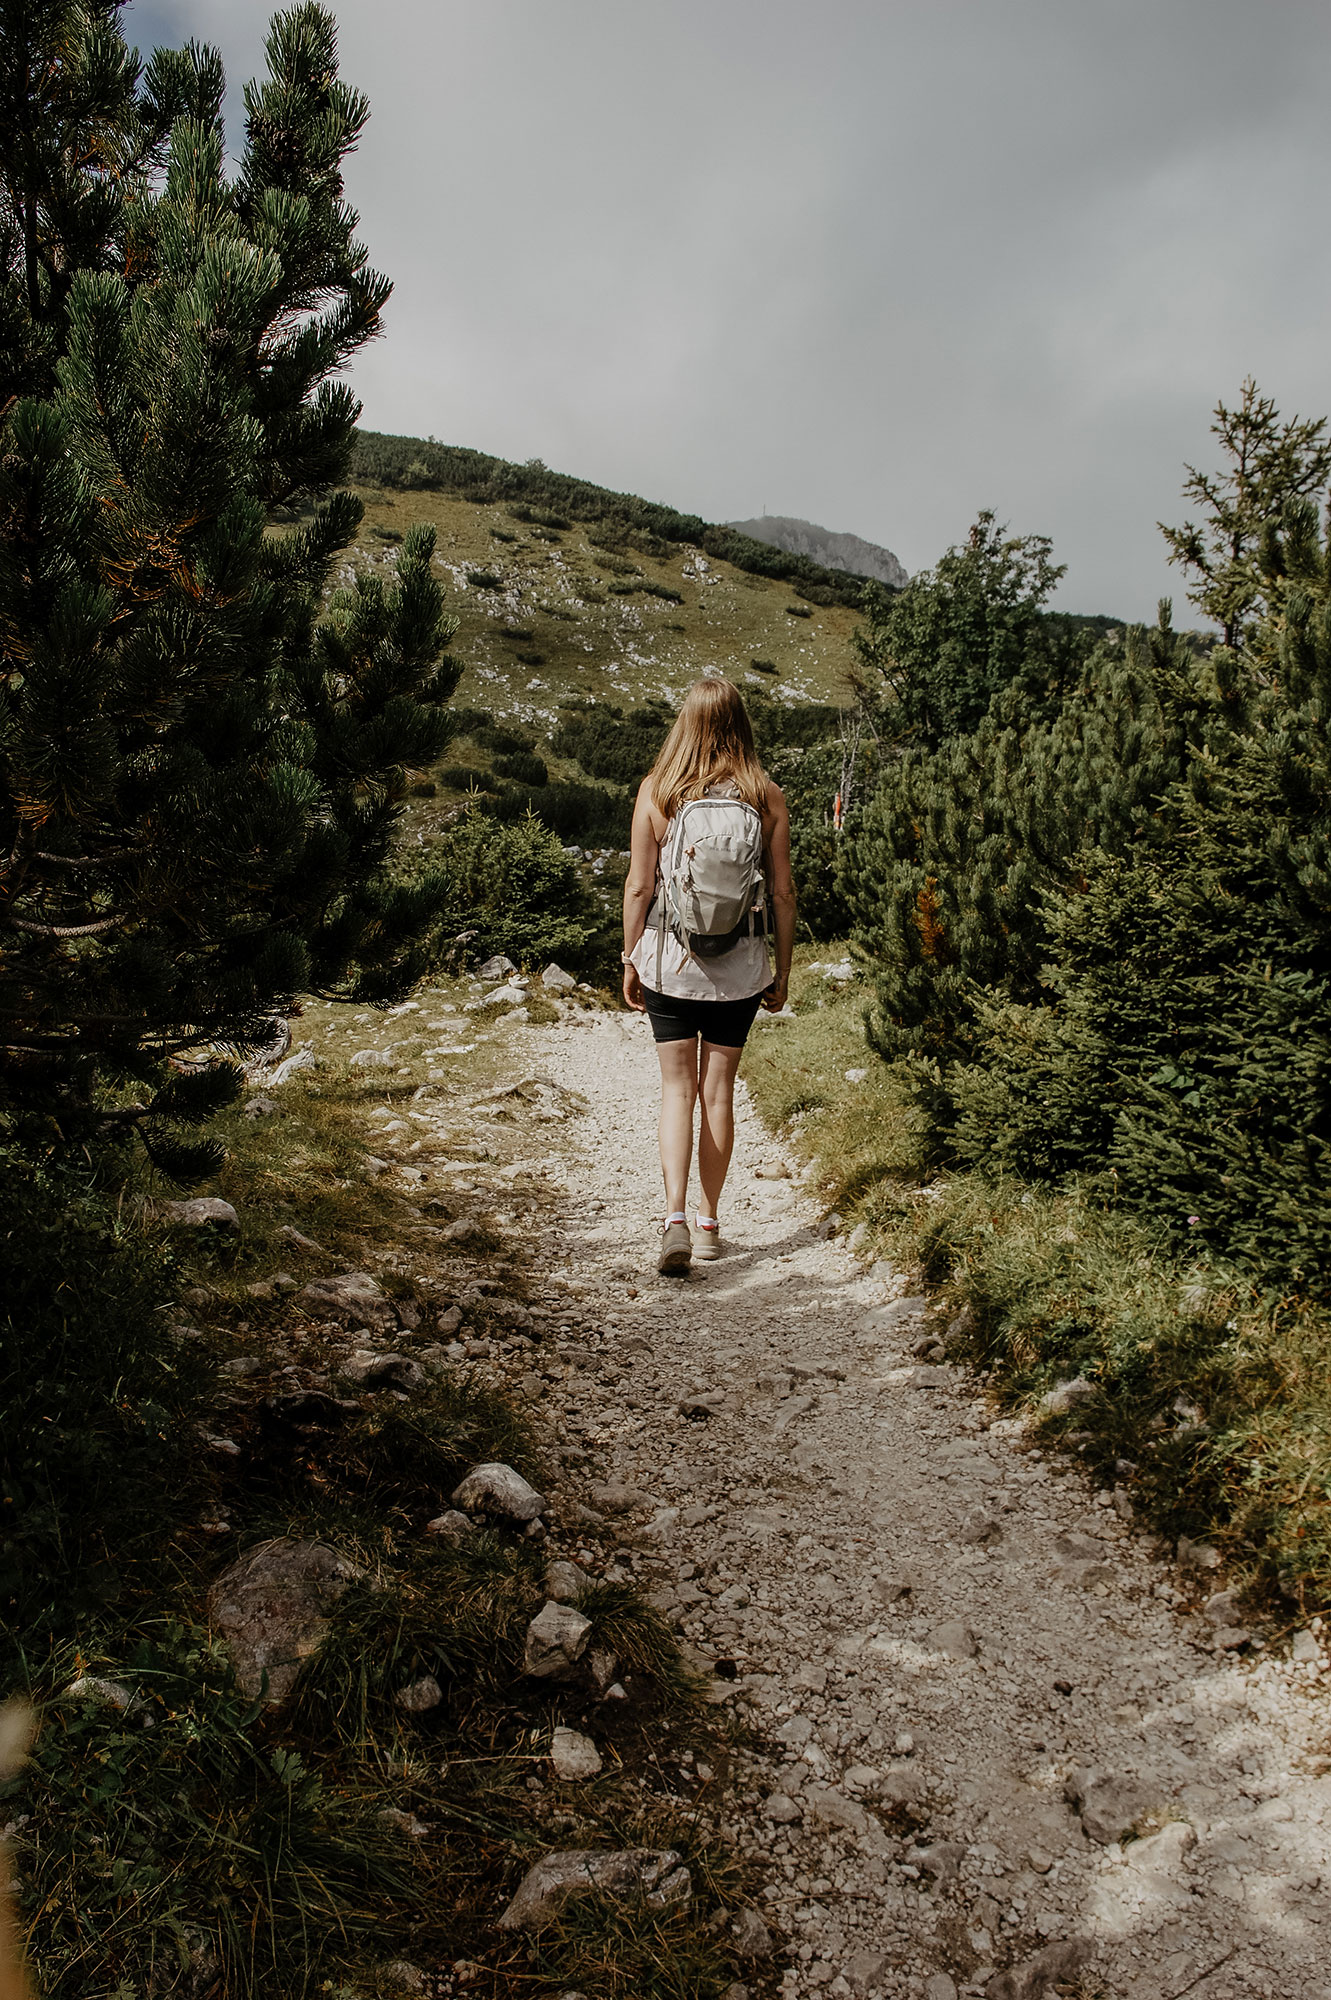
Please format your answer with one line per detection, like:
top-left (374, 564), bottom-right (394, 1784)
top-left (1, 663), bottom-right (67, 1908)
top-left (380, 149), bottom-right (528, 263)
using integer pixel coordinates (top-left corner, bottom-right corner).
top-left (622, 959), bottom-right (647, 1012)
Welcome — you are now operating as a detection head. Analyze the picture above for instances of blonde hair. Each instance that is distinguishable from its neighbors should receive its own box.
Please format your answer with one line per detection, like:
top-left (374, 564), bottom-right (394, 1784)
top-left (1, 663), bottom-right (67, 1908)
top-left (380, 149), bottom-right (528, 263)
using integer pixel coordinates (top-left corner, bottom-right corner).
top-left (649, 678), bottom-right (768, 819)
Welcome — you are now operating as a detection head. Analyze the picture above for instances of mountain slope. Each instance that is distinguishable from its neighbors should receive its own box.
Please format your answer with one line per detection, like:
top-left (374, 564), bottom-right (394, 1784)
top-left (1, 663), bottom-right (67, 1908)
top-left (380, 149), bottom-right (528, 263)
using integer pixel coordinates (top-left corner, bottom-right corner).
top-left (728, 514), bottom-right (908, 590)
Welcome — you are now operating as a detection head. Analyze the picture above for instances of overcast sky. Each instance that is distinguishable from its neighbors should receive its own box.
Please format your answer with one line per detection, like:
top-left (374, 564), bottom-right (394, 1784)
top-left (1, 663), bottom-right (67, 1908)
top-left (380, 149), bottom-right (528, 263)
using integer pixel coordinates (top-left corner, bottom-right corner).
top-left (130, 0), bottom-right (1331, 620)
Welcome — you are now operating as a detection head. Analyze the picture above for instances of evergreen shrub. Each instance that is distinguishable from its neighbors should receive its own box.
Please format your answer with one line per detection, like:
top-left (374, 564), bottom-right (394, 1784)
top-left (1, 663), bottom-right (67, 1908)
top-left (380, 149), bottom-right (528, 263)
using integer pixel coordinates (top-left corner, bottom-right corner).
top-left (419, 808), bottom-right (597, 968)
top-left (492, 752), bottom-right (549, 786)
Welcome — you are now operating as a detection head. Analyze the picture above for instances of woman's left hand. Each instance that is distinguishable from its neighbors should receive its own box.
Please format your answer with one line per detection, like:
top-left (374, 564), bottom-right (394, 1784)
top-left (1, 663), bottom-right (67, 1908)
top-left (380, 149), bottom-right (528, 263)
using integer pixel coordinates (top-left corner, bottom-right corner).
top-left (760, 977), bottom-right (789, 1013)
top-left (623, 960), bottom-right (647, 1013)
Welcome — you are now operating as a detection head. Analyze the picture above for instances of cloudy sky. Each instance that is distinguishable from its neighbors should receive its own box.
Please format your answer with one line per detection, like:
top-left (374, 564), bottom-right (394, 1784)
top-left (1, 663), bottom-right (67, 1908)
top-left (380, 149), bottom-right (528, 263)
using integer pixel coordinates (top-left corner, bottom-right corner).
top-left (130, 0), bottom-right (1331, 620)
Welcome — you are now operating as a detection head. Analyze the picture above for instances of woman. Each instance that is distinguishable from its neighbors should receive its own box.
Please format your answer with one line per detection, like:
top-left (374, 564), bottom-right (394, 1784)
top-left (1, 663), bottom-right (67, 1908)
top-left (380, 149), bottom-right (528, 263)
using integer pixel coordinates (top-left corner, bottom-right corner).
top-left (622, 677), bottom-right (796, 1272)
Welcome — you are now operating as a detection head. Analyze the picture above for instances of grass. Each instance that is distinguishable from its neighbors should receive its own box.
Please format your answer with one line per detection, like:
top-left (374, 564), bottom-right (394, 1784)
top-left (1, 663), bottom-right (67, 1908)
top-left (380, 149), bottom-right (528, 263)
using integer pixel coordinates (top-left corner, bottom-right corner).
top-left (742, 947), bottom-right (1331, 1619)
top-left (5, 982), bottom-right (763, 1999)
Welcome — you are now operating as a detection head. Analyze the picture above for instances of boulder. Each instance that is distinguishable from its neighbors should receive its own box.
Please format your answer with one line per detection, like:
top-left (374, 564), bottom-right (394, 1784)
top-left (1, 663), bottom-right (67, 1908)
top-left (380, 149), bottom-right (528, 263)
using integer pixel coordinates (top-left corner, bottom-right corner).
top-left (549, 1726), bottom-right (602, 1780)
top-left (541, 963), bottom-right (577, 993)
top-left (208, 1538), bottom-right (362, 1704)
top-left (544, 1560), bottom-right (585, 1603)
top-left (451, 1462), bottom-right (546, 1522)
top-left (478, 955), bottom-right (517, 982)
top-left (1039, 1376), bottom-right (1098, 1415)
top-left (270, 1044), bottom-right (318, 1086)
top-left (1064, 1766), bottom-right (1150, 1845)
top-left (729, 1907), bottom-right (774, 1959)
top-left (299, 1270), bottom-right (395, 1332)
top-left (162, 1197), bottom-right (239, 1232)
top-left (1177, 1535), bottom-right (1222, 1571)
top-left (931, 1619), bottom-right (978, 1659)
top-left (498, 1846), bottom-right (690, 1929)
top-left (803, 1784), bottom-right (870, 1835)
top-left (243, 1096), bottom-right (279, 1119)
top-left (986, 1938), bottom-right (1093, 1999)
top-left (523, 1601), bottom-right (592, 1677)
top-left (340, 1350), bottom-right (424, 1391)
top-left (348, 1047), bottom-right (397, 1069)
top-left (908, 1365), bottom-right (951, 1389)
top-left (424, 1510), bottom-right (474, 1543)
top-left (395, 1674), bottom-right (443, 1713)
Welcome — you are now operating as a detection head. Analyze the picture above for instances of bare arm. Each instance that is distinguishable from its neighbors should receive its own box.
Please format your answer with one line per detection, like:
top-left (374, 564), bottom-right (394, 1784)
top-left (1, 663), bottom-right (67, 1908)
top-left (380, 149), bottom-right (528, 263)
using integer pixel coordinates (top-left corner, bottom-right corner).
top-left (621, 778), bottom-right (661, 1012)
top-left (761, 783), bottom-right (796, 1012)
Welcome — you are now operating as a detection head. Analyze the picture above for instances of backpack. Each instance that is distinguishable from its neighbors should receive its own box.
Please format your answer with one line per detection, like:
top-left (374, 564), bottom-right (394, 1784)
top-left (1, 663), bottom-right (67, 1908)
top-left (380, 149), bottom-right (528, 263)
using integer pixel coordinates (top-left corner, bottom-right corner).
top-left (653, 792), bottom-right (766, 983)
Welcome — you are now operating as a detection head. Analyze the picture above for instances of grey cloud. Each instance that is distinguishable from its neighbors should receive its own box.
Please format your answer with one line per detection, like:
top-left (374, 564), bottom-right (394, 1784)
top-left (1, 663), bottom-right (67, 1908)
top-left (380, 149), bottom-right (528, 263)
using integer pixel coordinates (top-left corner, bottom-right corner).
top-left (128, 0), bottom-right (1331, 618)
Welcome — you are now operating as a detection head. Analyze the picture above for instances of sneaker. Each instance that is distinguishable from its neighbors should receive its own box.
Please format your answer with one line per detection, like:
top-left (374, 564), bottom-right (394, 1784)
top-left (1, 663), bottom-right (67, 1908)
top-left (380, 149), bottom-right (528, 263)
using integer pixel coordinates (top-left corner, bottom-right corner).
top-left (693, 1215), bottom-right (721, 1260)
top-left (658, 1218), bottom-right (692, 1273)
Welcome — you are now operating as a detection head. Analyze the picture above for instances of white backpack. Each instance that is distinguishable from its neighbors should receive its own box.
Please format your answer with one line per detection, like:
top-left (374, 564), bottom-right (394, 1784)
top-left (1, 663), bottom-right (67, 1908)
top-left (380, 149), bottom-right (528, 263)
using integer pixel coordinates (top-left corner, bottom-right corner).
top-left (653, 792), bottom-right (766, 982)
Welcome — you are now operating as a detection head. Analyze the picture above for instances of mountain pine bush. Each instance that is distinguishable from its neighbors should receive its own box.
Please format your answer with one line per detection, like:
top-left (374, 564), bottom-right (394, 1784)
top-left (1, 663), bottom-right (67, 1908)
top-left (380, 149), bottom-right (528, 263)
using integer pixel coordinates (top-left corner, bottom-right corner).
top-left (847, 389), bottom-right (1331, 1292)
top-left (0, 2), bottom-right (458, 1173)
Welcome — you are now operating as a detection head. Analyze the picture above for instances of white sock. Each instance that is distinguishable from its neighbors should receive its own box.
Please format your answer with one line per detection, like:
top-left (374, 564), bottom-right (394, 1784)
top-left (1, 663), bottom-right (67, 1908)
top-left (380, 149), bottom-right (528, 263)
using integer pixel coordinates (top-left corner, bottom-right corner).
top-left (696, 1213), bottom-right (718, 1230)
top-left (664, 1211), bottom-right (688, 1227)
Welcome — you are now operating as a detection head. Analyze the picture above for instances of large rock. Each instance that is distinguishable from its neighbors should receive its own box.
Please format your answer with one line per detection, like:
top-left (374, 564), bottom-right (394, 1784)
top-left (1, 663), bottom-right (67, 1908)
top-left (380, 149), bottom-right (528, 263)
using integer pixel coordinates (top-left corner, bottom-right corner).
top-left (299, 1270), bottom-right (395, 1332)
top-left (729, 1907), bottom-right (774, 1959)
top-left (451, 1462), bottom-right (546, 1522)
top-left (931, 1619), bottom-right (978, 1659)
top-left (541, 962), bottom-right (577, 993)
top-left (986, 1938), bottom-right (1093, 1999)
top-left (524, 1601), bottom-right (592, 1678)
top-left (208, 1538), bottom-right (362, 1704)
top-left (478, 955), bottom-right (517, 981)
top-left (1039, 1376), bottom-right (1098, 1416)
top-left (1064, 1766), bottom-right (1151, 1845)
top-left (162, 1197), bottom-right (239, 1232)
top-left (340, 1350), bottom-right (424, 1391)
top-left (498, 1847), bottom-right (690, 1929)
top-left (348, 1046), bottom-right (397, 1069)
top-left (549, 1726), bottom-right (602, 1779)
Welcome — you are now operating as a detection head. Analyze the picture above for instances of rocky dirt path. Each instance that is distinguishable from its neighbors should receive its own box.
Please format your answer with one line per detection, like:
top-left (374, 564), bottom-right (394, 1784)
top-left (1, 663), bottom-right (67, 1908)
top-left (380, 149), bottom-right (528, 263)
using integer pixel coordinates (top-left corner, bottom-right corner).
top-left (516, 1007), bottom-right (1330, 2000)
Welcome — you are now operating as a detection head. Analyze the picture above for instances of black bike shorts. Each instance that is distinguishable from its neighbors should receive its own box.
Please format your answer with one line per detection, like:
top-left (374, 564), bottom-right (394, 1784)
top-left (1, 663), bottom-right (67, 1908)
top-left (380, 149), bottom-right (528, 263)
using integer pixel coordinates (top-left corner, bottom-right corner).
top-left (640, 983), bottom-right (766, 1048)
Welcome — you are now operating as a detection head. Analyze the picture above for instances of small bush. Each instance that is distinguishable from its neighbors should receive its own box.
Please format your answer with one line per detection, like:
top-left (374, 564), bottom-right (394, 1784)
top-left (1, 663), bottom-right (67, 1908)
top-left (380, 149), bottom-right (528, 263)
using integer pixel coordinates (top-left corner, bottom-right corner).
top-left (474, 723), bottom-right (535, 755)
top-left (552, 701), bottom-right (672, 787)
top-left (497, 627), bottom-right (535, 642)
top-left (490, 526), bottom-right (518, 542)
top-left (516, 649), bottom-right (546, 666)
top-left (371, 525), bottom-right (402, 542)
top-left (786, 603), bottom-right (813, 618)
top-left (486, 780), bottom-right (633, 847)
top-left (419, 805), bottom-right (598, 967)
top-left (440, 765), bottom-right (498, 793)
top-left (493, 752), bottom-right (549, 786)
top-left (643, 582), bottom-right (683, 603)
top-left (540, 602), bottom-right (580, 622)
top-left (448, 706), bottom-right (494, 735)
top-left (507, 503), bottom-right (570, 529)
top-left (750, 657), bottom-right (779, 674)
top-left (465, 568), bottom-right (503, 590)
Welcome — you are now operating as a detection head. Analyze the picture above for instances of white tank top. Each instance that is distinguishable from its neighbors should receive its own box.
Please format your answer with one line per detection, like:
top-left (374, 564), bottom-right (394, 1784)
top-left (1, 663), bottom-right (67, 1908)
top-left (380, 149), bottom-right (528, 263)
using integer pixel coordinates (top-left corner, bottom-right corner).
top-left (629, 781), bottom-right (773, 1001)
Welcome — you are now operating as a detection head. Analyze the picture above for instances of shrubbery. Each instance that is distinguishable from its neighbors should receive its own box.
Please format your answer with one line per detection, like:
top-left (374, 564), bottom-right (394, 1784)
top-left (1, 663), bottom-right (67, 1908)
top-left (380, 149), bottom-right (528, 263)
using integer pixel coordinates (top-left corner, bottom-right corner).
top-left (416, 807), bottom-right (598, 968)
top-left (842, 386), bottom-right (1331, 1297)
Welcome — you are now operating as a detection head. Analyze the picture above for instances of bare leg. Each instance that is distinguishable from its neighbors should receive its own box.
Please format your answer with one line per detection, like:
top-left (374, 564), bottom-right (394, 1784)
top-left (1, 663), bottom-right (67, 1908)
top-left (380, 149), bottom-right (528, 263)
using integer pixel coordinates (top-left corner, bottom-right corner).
top-left (697, 1040), bottom-right (743, 1218)
top-left (656, 1038), bottom-right (700, 1214)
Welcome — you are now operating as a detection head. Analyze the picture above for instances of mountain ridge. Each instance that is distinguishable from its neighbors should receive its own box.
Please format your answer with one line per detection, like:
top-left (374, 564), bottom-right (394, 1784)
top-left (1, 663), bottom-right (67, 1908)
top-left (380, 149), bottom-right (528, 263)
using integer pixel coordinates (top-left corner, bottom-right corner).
top-left (727, 513), bottom-right (908, 590)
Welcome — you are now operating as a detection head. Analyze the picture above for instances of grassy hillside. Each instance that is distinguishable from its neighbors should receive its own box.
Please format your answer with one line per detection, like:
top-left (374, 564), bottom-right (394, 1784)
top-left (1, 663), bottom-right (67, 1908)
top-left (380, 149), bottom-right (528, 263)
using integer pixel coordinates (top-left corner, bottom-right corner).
top-left (341, 487), bottom-right (863, 730)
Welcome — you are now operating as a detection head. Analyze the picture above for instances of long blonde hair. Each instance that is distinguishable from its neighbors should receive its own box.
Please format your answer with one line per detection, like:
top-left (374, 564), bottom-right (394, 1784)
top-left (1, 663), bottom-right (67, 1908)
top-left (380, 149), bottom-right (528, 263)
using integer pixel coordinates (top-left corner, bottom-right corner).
top-left (649, 678), bottom-right (768, 819)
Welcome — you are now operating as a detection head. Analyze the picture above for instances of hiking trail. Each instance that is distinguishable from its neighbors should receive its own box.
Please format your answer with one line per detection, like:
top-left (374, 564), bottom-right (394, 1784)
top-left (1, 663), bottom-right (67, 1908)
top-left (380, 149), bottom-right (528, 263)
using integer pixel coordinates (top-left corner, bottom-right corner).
top-left (502, 1004), bottom-right (1331, 2000)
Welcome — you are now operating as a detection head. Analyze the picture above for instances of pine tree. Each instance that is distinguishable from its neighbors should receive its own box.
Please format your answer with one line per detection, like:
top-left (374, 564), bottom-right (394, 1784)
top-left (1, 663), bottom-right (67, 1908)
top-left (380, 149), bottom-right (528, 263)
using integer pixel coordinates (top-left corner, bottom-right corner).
top-left (852, 511), bottom-right (1074, 745)
top-left (842, 603), bottom-right (1206, 1074)
top-left (1159, 376), bottom-right (1331, 648)
top-left (0, 3), bottom-right (458, 1172)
